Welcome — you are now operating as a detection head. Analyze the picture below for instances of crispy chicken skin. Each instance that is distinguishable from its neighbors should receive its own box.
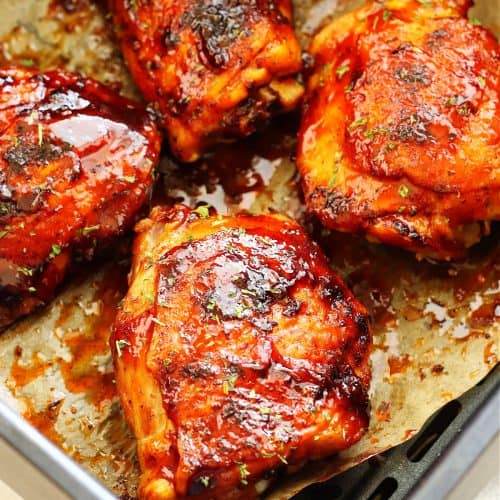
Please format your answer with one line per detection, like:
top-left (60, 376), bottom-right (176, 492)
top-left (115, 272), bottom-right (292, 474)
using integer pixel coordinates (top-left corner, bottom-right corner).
top-left (108, 0), bottom-right (303, 162)
top-left (0, 67), bottom-right (161, 329)
top-left (297, 0), bottom-right (499, 260)
top-left (111, 204), bottom-right (371, 499)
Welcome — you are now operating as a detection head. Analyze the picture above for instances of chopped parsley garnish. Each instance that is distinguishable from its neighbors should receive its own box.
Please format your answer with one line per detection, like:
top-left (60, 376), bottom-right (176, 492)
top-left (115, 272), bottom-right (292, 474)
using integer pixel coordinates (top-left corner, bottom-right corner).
top-left (17, 266), bottom-right (33, 277)
top-left (122, 175), bottom-right (136, 183)
top-left (0, 231), bottom-right (7, 238)
top-left (336, 64), bottom-right (349, 79)
top-left (199, 476), bottom-right (210, 488)
top-left (237, 462), bottom-right (250, 485)
top-left (469, 17), bottom-right (481, 26)
top-left (81, 225), bottom-right (100, 236)
top-left (348, 117), bottom-right (367, 132)
top-left (328, 151), bottom-right (343, 187)
top-left (417, 0), bottom-right (432, 6)
top-left (193, 204), bottom-right (211, 218)
top-left (235, 304), bottom-right (250, 319)
top-left (19, 59), bottom-right (35, 68)
top-left (444, 96), bottom-right (457, 106)
top-left (365, 127), bottom-right (389, 140)
top-left (115, 339), bottom-right (130, 357)
top-left (398, 184), bottom-right (410, 197)
top-left (224, 373), bottom-right (238, 392)
top-left (382, 10), bottom-right (392, 21)
top-left (457, 104), bottom-right (470, 116)
top-left (205, 297), bottom-right (216, 311)
top-left (49, 244), bottom-right (61, 260)
top-left (163, 358), bottom-right (172, 367)
top-left (477, 76), bottom-right (486, 88)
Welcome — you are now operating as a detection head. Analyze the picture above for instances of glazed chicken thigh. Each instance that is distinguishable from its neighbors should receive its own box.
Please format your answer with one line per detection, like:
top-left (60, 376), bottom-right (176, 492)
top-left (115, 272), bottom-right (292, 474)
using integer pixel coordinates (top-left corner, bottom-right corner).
top-left (0, 67), bottom-right (161, 329)
top-left (109, 0), bottom-right (303, 162)
top-left (297, 0), bottom-right (499, 259)
top-left (111, 204), bottom-right (371, 499)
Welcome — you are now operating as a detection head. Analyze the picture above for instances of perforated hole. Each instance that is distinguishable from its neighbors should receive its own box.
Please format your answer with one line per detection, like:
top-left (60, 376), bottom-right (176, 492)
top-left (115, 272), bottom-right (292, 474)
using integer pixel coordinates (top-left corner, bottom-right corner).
top-left (407, 400), bottom-right (462, 462)
top-left (367, 477), bottom-right (398, 500)
top-left (294, 482), bottom-right (342, 499)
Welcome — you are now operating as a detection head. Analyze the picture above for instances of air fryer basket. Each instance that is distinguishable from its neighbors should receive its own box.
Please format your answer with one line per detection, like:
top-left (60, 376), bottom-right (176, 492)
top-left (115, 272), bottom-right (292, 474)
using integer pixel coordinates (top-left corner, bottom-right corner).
top-left (294, 367), bottom-right (499, 500)
top-left (1, 366), bottom-right (497, 500)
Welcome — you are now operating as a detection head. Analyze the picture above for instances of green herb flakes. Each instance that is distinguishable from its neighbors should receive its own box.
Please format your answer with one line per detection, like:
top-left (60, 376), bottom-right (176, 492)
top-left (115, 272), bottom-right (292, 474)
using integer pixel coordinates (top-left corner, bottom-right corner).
top-left (19, 59), bottom-right (35, 68)
top-left (81, 225), bottom-right (100, 236)
top-left (193, 204), bottom-right (211, 218)
top-left (328, 151), bottom-right (343, 187)
top-left (115, 339), bottom-right (130, 357)
top-left (17, 266), bottom-right (33, 277)
top-left (348, 117), bottom-right (367, 132)
top-left (237, 462), bottom-right (250, 485)
top-left (398, 184), bottom-right (410, 197)
top-left (336, 63), bottom-right (349, 79)
top-left (49, 244), bottom-right (61, 260)
top-left (199, 476), bottom-right (210, 488)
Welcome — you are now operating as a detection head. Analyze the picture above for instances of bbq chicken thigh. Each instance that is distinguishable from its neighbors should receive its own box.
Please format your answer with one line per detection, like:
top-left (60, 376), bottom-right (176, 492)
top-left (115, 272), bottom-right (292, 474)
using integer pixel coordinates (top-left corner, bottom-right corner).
top-left (0, 67), bottom-right (161, 329)
top-left (297, 0), bottom-right (499, 260)
top-left (109, 0), bottom-right (303, 162)
top-left (112, 204), bottom-right (371, 499)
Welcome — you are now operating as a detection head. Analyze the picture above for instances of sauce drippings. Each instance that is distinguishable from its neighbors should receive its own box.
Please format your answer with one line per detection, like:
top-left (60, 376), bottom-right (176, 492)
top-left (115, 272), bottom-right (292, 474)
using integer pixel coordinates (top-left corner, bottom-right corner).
top-left (24, 398), bottom-right (65, 447)
top-left (388, 354), bottom-right (412, 376)
top-left (9, 346), bottom-right (51, 388)
top-left (59, 267), bottom-right (127, 408)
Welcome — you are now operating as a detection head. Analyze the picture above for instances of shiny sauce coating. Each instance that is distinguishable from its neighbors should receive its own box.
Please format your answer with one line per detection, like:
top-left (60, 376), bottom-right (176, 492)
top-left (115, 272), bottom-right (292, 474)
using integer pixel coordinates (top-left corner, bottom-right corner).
top-left (0, 67), bottom-right (161, 328)
top-left (112, 205), bottom-right (371, 498)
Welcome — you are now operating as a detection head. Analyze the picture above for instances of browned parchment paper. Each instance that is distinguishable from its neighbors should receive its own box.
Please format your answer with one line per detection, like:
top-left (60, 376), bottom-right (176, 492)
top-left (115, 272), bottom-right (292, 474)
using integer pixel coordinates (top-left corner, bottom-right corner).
top-left (0, 1), bottom-right (498, 498)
